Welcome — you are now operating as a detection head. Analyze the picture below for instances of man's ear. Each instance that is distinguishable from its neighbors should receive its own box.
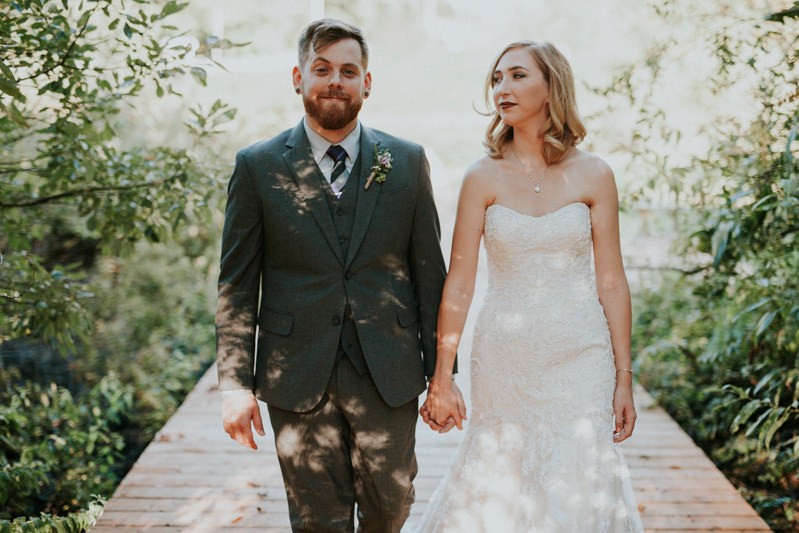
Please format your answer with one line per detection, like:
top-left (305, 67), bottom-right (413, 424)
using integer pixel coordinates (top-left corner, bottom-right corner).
top-left (363, 71), bottom-right (372, 98)
top-left (292, 66), bottom-right (302, 94)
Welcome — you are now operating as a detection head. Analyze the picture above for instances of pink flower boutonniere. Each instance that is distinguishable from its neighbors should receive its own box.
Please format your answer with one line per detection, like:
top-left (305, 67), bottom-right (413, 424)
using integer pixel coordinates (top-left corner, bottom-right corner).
top-left (364, 146), bottom-right (393, 190)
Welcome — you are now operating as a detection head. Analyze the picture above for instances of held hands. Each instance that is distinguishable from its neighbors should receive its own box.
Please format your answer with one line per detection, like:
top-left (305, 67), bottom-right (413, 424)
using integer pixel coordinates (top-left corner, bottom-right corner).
top-left (612, 376), bottom-right (637, 443)
top-left (420, 377), bottom-right (467, 433)
top-left (222, 393), bottom-right (266, 449)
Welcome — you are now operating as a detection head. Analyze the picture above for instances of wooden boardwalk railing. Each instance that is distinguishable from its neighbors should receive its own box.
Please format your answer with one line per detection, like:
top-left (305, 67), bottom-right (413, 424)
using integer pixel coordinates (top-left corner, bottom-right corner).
top-left (91, 363), bottom-right (772, 532)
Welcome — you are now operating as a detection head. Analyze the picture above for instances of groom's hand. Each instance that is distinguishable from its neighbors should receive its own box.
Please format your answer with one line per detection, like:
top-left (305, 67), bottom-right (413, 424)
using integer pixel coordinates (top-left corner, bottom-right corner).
top-left (222, 393), bottom-right (266, 449)
top-left (424, 378), bottom-right (467, 433)
top-left (420, 403), bottom-right (456, 432)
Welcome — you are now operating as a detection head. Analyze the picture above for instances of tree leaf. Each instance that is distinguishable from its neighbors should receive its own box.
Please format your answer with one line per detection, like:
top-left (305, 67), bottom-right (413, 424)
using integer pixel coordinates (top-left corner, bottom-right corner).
top-left (745, 408), bottom-right (773, 437)
top-left (711, 220), bottom-right (733, 268)
top-left (765, 2), bottom-right (799, 23)
top-left (0, 77), bottom-right (23, 100)
top-left (733, 297), bottom-right (772, 322)
top-left (753, 368), bottom-right (779, 396)
top-left (0, 58), bottom-right (15, 81)
top-left (731, 399), bottom-right (763, 433)
top-left (761, 408), bottom-right (791, 449)
top-left (754, 310), bottom-right (778, 339)
top-left (190, 67), bottom-right (207, 86)
top-left (160, 0), bottom-right (188, 19)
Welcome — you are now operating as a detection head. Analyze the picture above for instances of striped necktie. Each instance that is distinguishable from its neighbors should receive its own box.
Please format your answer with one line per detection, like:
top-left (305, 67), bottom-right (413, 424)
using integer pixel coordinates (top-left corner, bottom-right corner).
top-left (326, 144), bottom-right (348, 198)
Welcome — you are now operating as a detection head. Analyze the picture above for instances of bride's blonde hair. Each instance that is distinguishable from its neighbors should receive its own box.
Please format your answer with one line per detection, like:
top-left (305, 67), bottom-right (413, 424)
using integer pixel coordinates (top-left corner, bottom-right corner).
top-left (483, 41), bottom-right (586, 165)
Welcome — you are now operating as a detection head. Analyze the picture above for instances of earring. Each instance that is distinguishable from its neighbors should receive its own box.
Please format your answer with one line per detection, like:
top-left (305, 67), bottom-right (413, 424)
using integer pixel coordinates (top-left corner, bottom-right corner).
top-left (295, 88), bottom-right (301, 94)
top-left (364, 91), bottom-right (370, 97)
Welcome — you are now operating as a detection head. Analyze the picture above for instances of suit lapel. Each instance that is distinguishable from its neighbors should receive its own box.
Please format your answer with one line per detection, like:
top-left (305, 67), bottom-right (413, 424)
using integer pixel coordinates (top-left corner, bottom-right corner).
top-left (345, 127), bottom-right (382, 267)
top-left (283, 122), bottom-right (345, 266)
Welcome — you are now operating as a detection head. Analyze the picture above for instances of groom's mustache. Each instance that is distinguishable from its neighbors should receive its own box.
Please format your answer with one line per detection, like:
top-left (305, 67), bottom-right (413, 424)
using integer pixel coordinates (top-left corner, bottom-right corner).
top-left (320, 91), bottom-right (351, 100)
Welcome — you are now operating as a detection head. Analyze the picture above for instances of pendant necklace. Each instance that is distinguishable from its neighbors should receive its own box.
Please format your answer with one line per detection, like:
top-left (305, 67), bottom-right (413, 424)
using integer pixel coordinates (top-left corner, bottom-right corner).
top-left (510, 145), bottom-right (548, 193)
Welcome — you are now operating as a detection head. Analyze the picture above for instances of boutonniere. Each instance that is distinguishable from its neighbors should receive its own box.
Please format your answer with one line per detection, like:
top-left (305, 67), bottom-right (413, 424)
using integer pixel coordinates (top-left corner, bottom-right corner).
top-left (364, 146), bottom-right (393, 190)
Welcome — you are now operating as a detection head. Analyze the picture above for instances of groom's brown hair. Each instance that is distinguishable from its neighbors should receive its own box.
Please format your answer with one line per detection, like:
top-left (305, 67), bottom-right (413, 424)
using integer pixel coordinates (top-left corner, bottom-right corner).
top-left (298, 19), bottom-right (369, 69)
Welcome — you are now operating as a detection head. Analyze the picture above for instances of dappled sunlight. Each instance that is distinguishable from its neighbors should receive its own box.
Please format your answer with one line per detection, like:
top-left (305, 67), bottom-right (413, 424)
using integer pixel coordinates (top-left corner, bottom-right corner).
top-left (419, 415), bottom-right (637, 531)
top-left (351, 430), bottom-right (391, 472)
top-left (215, 295), bottom-right (258, 389)
top-left (260, 372), bottom-right (419, 530)
top-left (340, 396), bottom-right (368, 418)
top-left (276, 422), bottom-right (345, 474)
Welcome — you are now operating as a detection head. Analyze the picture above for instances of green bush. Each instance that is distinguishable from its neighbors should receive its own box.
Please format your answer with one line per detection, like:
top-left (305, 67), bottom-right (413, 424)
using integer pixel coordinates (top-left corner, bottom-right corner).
top-left (0, 370), bottom-right (131, 521)
top-left (0, 0), bottom-right (233, 525)
top-left (0, 497), bottom-right (104, 533)
top-left (611, 2), bottom-right (799, 530)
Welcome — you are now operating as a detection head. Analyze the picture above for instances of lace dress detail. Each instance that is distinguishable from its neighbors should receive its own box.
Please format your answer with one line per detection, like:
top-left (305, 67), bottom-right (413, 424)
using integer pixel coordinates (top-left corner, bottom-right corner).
top-left (415, 203), bottom-right (644, 533)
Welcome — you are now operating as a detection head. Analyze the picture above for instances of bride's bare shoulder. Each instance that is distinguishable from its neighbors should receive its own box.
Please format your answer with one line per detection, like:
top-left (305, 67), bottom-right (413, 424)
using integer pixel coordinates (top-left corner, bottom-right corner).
top-left (463, 155), bottom-right (503, 185)
top-left (460, 155), bottom-right (501, 203)
top-left (562, 148), bottom-right (615, 185)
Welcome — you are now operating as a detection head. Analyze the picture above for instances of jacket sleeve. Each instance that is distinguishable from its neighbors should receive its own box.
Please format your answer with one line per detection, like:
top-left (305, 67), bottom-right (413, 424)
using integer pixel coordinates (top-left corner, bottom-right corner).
top-left (408, 146), bottom-right (452, 377)
top-left (215, 150), bottom-right (263, 391)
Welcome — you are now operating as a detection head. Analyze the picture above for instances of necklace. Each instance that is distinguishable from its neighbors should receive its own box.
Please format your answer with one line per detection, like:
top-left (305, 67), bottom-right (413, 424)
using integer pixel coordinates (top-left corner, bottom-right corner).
top-left (510, 145), bottom-right (548, 193)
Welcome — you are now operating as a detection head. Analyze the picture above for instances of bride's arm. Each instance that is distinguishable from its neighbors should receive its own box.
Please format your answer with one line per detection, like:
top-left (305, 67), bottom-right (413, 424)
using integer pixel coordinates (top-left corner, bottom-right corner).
top-left (588, 159), bottom-right (637, 443)
top-left (424, 167), bottom-right (492, 431)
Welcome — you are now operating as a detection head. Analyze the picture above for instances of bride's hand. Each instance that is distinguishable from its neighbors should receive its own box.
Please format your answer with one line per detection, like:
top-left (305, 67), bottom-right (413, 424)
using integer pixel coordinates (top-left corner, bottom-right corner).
top-left (426, 377), bottom-right (467, 432)
top-left (612, 378), bottom-right (636, 443)
top-left (420, 401), bottom-right (455, 432)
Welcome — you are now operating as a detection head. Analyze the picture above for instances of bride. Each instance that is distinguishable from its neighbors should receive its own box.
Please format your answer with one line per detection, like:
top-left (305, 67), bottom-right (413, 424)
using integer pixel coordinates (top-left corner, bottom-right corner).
top-left (416, 41), bottom-right (644, 532)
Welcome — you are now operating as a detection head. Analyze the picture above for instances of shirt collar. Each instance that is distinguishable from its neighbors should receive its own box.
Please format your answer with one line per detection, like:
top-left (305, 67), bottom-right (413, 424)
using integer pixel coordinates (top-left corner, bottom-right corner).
top-left (303, 118), bottom-right (361, 164)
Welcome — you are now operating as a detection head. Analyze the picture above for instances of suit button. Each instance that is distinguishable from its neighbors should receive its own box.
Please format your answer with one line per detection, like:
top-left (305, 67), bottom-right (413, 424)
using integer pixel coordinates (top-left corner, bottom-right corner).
top-left (336, 207), bottom-right (345, 216)
top-left (331, 316), bottom-right (341, 326)
top-left (339, 235), bottom-right (348, 243)
top-left (345, 270), bottom-right (352, 279)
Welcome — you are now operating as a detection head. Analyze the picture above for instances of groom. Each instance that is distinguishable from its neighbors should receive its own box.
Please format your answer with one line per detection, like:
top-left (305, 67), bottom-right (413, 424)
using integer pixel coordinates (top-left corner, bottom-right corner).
top-left (215, 19), bottom-right (448, 532)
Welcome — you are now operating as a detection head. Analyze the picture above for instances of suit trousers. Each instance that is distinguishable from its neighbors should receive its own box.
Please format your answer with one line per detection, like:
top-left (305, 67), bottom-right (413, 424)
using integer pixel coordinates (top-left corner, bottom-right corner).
top-left (267, 353), bottom-right (418, 533)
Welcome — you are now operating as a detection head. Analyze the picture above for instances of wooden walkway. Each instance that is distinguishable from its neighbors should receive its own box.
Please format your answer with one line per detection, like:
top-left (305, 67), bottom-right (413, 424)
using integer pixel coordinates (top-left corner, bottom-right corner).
top-left (92, 364), bottom-right (772, 532)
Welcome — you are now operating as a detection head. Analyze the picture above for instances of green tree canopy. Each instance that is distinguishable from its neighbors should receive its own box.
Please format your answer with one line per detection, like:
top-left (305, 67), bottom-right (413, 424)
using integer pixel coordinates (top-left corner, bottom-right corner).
top-left (604, 1), bottom-right (799, 529)
top-left (0, 0), bottom-right (236, 352)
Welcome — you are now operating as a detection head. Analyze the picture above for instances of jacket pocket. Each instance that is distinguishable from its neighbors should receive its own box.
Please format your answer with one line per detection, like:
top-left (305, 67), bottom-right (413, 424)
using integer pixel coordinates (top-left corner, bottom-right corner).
top-left (259, 309), bottom-right (293, 336)
top-left (396, 307), bottom-right (419, 328)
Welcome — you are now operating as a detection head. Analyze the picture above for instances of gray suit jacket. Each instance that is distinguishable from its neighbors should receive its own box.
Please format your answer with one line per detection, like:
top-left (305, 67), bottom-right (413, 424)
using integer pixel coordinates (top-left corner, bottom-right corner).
top-left (216, 121), bottom-right (447, 412)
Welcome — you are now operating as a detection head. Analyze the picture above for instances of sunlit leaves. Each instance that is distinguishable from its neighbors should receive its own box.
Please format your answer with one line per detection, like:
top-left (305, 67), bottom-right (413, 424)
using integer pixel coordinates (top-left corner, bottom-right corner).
top-left (1, 1), bottom-right (234, 526)
top-left (0, 0), bottom-right (234, 360)
top-left (619, 2), bottom-right (799, 529)
top-left (766, 1), bottom-right (799, 24)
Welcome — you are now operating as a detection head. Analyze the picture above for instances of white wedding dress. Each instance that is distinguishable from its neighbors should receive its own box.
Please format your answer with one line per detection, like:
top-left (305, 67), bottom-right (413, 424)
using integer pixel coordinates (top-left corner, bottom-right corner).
top-left (416, 202), bottom-right (644, 533)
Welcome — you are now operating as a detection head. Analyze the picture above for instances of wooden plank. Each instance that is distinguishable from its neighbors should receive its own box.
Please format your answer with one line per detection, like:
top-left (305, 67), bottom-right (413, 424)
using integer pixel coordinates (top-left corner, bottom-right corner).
top-left (92, 359), bottom-right (771, 532)
top-left (643, 514), bottom-right (773, 529)
top-left (639, 501), bottom-right (769, 517)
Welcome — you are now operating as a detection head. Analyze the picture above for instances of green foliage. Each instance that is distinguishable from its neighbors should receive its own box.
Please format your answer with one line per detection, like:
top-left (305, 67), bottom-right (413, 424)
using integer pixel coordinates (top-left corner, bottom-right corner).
top-left (0, 497), bottom-right (104, 532)
top-left (0, 0), bottom-right (236, 526)
top-left (84, 239), bottom-right (218, 449)
top-left (0, 369), bottom-right (131, 520)
top-left (0, 244), bottom-right (216, 523)
top-left (0, 0), bottom-right (237, 351)
top-left (616, 1), bottom-right (799, 530)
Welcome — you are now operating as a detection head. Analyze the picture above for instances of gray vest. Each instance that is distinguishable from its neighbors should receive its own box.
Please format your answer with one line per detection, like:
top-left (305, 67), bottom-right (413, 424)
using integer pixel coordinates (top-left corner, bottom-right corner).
top-left (320, 156), bottom-right (368, 375)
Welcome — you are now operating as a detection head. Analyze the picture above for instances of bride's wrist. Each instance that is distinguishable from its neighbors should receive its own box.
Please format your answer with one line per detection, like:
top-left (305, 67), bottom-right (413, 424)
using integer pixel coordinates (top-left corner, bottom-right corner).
top-left (428, 373), bottom-right (454, 389)
top-left (615, 372), bottom-right (634, 387)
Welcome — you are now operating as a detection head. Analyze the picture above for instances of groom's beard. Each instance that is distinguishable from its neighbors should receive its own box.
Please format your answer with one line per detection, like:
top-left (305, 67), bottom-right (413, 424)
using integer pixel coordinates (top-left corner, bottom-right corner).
top-left (304, 91), bottom-right (362, 130)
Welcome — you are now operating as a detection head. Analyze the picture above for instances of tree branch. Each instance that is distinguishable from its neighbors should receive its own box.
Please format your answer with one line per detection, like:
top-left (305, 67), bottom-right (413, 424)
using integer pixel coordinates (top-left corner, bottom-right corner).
top-left (0, 293), bottom-right (22, 304)
top-left (626, 264), bottom-right (710, 275)
top-left (18, 3), bottom-right (103, 84)
top-left (0, 179), bottom-right (170, 208)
